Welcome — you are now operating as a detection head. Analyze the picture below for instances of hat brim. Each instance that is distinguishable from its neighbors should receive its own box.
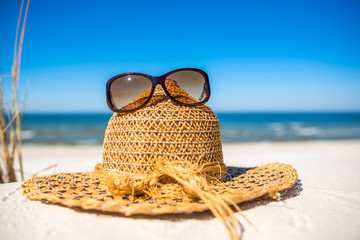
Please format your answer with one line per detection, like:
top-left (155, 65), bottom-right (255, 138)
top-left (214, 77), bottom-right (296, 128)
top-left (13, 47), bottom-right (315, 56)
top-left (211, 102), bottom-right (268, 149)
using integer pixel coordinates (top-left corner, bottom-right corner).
top-left (21, 163), bottom-right (297, 215)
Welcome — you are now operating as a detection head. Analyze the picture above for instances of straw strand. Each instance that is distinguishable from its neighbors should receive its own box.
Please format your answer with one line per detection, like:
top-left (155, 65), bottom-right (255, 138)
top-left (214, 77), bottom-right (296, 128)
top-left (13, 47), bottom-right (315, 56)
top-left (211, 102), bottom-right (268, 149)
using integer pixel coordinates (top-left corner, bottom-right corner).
top-left (97, 156), bottom-right (241, 240)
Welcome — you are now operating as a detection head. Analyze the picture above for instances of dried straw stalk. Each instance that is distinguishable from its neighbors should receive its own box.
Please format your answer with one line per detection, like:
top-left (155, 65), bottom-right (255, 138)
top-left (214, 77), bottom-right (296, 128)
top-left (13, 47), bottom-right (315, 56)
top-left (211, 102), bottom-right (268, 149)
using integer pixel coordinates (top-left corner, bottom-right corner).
top-left (0, 0), bottom-right (30, 183)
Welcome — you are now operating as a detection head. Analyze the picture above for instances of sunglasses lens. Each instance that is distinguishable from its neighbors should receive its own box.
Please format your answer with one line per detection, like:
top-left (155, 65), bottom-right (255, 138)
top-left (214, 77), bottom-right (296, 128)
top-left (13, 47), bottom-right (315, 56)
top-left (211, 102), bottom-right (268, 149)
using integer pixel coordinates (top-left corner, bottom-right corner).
top-left (166, 70), bottom-right (208, 104)
top-left (109, 75), bottom-right (152, 111)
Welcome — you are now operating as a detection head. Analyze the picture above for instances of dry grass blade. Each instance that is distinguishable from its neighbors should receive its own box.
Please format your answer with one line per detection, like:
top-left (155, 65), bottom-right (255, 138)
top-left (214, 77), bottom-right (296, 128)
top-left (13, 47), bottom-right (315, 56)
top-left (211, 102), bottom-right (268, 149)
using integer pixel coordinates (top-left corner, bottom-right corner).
top-left (31, 164), bottom-right (58, 177)
top-left (0, 0), bottom-right (30, 183)
top-left (14, 0), bottom-right (31, 181)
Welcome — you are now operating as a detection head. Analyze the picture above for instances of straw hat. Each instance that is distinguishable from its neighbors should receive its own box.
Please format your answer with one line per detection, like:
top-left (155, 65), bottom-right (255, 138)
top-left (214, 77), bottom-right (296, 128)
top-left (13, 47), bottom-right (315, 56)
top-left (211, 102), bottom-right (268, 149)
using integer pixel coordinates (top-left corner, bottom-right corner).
top-left (22, 84), bottom-right (298, 239)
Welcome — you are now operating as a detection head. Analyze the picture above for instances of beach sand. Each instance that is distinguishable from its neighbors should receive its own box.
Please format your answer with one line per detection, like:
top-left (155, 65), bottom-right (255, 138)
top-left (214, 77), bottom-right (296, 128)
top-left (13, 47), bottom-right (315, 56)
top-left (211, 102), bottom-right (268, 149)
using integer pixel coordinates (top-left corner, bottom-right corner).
top-left (1, 140), bottom-right (360, 240)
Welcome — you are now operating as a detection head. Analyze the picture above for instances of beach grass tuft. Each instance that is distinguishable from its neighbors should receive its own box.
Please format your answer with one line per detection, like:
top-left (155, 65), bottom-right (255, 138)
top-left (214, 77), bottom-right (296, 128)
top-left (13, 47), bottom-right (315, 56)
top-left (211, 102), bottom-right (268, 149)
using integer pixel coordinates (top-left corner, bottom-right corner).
top-left (0, 0), bottom-right (30, 183)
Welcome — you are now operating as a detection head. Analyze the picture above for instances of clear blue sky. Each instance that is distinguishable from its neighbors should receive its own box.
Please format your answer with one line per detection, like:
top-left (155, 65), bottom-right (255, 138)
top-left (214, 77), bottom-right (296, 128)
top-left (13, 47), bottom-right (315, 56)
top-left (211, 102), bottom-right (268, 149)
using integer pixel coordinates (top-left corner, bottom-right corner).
top-left (1, 0), bottom-right (359, 113)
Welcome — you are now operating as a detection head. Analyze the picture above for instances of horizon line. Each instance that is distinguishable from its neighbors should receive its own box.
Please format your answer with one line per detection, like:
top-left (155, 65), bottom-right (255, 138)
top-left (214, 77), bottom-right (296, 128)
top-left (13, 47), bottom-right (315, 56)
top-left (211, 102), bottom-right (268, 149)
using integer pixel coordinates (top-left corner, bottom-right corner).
top-left (21, 110), bottom-right (360, 114)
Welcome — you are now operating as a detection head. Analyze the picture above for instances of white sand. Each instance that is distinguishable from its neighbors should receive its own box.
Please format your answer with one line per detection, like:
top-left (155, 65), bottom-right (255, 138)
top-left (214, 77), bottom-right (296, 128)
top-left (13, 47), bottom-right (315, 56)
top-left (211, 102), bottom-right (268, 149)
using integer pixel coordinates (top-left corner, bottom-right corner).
top-left (1, 140), bottom-right (360, 240)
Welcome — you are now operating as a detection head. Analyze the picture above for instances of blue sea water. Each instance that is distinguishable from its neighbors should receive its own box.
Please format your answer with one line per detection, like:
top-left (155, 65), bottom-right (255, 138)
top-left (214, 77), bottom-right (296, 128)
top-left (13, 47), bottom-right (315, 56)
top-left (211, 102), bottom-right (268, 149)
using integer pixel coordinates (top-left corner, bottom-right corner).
top-left (19, 112), bottom-right (360, 145)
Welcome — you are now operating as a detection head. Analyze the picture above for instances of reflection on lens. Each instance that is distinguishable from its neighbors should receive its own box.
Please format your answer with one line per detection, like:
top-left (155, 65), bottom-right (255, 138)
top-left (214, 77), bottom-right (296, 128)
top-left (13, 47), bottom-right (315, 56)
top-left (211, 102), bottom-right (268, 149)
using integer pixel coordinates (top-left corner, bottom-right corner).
top-left (110, 75), bottom-right (152, 110)
top-left (165, 70), bottom-right (208, 104)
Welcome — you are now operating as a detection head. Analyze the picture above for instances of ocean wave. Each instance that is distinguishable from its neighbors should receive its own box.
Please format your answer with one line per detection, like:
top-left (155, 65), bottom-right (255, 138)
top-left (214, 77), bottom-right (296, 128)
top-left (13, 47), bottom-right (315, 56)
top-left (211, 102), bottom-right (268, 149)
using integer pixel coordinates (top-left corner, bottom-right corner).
top-left (21, 130), bottom-right (35, 140)
top-left (290, 123), bottom-right (321, 137)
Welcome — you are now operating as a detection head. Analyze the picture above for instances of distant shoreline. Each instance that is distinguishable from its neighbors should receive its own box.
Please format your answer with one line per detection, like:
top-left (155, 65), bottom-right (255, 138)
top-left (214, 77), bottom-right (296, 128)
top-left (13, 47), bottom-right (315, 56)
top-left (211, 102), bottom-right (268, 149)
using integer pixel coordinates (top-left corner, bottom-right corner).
top-left (17, 112), bottom-right (360, 144)
top-left (19, 137), bottom-right (360, 146)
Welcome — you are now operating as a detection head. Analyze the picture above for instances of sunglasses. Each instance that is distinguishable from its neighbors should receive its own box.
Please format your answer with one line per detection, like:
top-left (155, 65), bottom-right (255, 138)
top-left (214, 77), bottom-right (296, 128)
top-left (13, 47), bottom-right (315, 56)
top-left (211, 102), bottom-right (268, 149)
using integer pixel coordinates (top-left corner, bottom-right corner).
top-left (106, 68), bottom-right (211, 112)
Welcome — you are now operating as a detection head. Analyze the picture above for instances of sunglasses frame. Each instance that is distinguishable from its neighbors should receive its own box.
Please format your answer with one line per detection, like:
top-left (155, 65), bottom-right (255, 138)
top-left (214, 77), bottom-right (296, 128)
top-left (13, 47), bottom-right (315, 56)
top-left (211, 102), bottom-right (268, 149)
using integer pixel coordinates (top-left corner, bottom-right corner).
top-left (106, 68), bottom-right (211, 113)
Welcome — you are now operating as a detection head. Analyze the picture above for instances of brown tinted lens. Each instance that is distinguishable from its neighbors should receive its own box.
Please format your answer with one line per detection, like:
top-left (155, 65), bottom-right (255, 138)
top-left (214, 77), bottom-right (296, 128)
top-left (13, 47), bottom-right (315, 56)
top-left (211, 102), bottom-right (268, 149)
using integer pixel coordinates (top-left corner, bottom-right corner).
top-left (110, 75), bottom-right (152, 111)
top-left (165, 70), bottom-right (208, 104)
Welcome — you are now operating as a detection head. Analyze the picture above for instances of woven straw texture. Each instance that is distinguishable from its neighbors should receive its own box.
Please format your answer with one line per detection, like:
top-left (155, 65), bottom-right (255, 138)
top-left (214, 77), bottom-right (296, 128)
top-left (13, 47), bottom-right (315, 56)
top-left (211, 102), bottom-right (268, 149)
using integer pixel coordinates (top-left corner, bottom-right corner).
top-left (102, 85), bottom-right (224, 177)
top-left (22, 163), bottom-right (297, 215)
top-left (22, 85), bottom-right (298, 216)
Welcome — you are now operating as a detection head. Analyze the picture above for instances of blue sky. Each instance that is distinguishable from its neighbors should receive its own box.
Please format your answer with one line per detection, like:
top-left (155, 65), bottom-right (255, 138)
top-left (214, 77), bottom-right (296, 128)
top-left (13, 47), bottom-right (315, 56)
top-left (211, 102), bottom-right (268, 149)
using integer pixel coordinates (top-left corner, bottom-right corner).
top-left (0, 0), bottom-right (359, 113)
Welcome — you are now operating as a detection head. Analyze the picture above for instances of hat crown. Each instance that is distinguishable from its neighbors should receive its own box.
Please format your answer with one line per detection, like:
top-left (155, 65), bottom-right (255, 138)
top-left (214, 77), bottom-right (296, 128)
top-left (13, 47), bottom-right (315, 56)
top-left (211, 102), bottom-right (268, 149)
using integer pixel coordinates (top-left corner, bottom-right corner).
top-left (102, 85), bottom-right (225, 177)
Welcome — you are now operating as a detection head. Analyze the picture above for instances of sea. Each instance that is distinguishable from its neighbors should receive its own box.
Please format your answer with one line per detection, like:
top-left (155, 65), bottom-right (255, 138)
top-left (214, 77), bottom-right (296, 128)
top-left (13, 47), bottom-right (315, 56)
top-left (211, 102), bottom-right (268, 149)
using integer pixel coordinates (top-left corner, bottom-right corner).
top-left (18, 112), bottom-right (360, 145)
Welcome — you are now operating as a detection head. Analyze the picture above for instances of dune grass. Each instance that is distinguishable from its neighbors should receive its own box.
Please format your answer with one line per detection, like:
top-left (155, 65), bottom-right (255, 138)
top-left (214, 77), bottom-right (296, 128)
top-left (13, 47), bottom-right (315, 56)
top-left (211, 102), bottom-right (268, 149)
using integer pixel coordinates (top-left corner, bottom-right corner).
top-left (0, 0), bottom-right (30, 183)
